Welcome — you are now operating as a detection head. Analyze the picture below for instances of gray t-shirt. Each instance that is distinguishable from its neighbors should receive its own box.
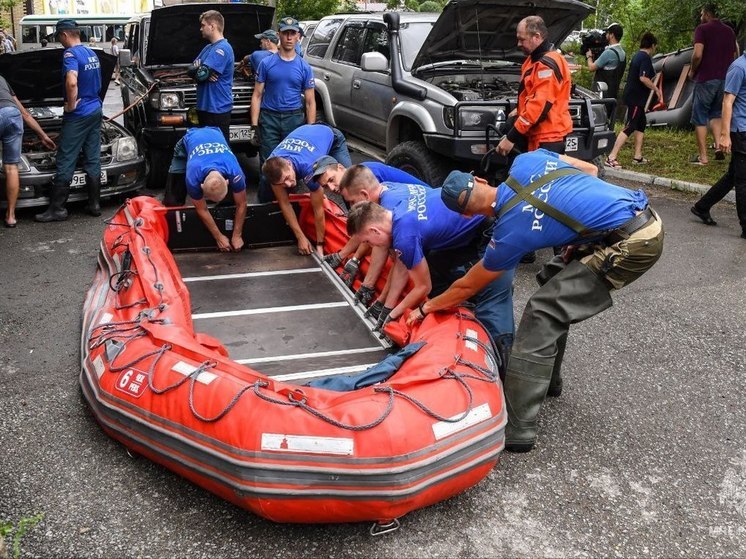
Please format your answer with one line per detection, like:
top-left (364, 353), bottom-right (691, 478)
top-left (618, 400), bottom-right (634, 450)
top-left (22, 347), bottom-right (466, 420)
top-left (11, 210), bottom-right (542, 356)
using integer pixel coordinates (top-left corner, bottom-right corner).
top-left (0, 75), bottom-right (17, 109)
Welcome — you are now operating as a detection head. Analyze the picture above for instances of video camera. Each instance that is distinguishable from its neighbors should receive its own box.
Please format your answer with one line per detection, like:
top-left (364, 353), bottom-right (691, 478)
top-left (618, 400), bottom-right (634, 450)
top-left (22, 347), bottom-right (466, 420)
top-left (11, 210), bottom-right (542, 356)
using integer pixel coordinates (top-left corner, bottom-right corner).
top-left (580, 30), bottom-right (608, 61)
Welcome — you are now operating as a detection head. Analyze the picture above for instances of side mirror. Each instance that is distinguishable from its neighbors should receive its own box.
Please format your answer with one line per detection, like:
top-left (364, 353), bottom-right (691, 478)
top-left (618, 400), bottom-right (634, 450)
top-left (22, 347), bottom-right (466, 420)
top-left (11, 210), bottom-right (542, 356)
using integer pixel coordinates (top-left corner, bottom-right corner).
top-left (119, 48), bottom-right (132, 68)
top-left (361, 52), bottom-right (388, 72)
top-left (594, 81), bottom-right (608, 93)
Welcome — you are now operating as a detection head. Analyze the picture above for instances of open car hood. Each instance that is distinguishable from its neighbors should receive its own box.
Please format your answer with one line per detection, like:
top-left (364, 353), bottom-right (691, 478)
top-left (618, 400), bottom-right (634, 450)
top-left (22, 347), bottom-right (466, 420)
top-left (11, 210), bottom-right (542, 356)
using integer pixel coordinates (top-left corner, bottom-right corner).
top-left (412, 0), bottom-right (592, 70)
top-left (0, 48), bottom-right (115, 105)
top-left (145, 2), bottom-right (274, 66)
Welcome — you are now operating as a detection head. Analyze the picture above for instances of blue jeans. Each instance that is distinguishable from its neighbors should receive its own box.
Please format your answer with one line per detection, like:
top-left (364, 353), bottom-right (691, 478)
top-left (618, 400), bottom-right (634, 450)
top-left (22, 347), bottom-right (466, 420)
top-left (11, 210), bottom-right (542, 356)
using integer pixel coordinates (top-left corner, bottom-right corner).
top-left (691, 80), bottom-right (724, 126)
top-left (0, 106), bottom-right (23, 164)
top-left (54, 110), bottom-right (102, 185)
top-left (257, 109), bottom-right (306, 202)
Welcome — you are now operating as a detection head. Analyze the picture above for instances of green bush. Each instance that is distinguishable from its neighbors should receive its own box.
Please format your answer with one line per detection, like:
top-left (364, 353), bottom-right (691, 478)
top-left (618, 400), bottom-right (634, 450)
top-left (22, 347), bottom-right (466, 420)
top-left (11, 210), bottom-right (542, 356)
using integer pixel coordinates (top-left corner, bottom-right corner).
top-left (418, 1), bottom-right (442, 11)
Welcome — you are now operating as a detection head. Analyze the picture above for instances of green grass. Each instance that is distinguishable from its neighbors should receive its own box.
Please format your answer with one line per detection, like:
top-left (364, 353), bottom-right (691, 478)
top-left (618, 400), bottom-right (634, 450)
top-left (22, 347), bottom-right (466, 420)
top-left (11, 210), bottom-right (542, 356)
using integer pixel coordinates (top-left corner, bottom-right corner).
top-left (610, 126), bottom-right (729, 186)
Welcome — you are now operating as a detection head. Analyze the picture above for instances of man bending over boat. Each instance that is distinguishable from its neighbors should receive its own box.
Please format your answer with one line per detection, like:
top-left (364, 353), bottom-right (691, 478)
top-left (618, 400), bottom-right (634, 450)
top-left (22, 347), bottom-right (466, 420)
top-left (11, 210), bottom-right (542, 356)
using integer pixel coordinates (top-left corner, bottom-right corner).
top-left (405, 149), bottom-right (664, 453)
top-left (163, 126), bottom-right (247, 252)
top-left (261, 124), bottom-right (351, 256)
top-left (311, 157), bottom-right (428, 303)
top-left (345, 175), bottom-right (516, 369)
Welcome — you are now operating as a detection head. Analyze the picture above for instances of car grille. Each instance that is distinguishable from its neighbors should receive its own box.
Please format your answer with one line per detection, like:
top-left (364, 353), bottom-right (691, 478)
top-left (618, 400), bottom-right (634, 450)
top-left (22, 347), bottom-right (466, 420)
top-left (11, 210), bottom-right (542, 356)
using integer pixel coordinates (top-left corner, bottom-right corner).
top-left (182, 87), bottom-right (253, 108)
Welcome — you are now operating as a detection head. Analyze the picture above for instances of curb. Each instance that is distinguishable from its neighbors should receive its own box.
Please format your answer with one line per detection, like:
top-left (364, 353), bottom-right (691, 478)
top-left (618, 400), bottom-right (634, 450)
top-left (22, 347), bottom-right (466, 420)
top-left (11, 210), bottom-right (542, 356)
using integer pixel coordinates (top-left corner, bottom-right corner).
top-left (604, 168), bottom-right (736, 204)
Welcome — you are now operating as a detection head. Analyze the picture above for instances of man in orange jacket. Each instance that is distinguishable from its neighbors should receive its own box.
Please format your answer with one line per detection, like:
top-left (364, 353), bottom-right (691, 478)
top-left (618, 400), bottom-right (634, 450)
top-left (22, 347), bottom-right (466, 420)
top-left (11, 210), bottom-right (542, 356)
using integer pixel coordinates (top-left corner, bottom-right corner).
top-left (497, 16), bottom-right (572, 156)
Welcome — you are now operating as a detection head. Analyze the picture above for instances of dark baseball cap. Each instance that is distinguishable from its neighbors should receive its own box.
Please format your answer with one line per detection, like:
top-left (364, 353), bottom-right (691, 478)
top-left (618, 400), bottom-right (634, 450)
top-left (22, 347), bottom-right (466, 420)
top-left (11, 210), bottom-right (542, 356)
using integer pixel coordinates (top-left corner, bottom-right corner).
top-left (441, 170), bottom-right (476, 213)
top-left (254, 29), bottom-right (279, 43)
top-left (311, 155), bottom-right (339, 178)
top-left (278, 16), bottom-right (301, 33)
top-left (55, 19), bottom-right (79, 36)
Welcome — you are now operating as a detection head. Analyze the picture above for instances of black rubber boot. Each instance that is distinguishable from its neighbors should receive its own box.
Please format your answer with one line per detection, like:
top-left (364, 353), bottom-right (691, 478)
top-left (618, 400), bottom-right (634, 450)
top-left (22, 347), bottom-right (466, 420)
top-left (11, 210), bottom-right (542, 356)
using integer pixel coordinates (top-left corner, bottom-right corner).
top-left (35, 183), bottom-right (70, 222)
top-left (546, 333), bottom-right (567, 398)
top-left (503, 352), bottom-right (554, 453)
top-left (86, 174), bottom-right (101, 216)
top-left (163, 173), bottom-right (187, 207)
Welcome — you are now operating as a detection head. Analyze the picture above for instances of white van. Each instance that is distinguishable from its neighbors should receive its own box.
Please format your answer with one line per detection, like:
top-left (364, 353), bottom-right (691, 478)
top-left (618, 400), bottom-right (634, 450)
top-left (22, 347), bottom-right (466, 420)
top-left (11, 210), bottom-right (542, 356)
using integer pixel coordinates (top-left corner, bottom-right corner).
top-left (19, 14), bottom-right (131, 51)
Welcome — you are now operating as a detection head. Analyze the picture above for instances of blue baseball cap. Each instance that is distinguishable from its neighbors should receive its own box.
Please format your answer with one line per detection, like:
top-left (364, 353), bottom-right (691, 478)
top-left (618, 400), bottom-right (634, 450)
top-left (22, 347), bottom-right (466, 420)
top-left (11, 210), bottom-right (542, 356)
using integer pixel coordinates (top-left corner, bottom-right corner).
top-left (278, 16), bottom-right (301, 33)
top-left (254, 29), bottom-right (279, 43)
top-left (441, 170), bottom-right (476, 213)
top-left (311, 155), bottom-right (339, 178)
top-left (55, 19), bottom-right (79, 36)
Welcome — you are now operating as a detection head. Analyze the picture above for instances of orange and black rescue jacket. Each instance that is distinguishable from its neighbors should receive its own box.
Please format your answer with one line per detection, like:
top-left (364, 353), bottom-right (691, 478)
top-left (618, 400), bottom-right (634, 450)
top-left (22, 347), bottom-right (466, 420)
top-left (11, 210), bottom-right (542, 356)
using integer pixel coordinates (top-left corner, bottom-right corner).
top-left (507, 42), bottom-right (572, 151)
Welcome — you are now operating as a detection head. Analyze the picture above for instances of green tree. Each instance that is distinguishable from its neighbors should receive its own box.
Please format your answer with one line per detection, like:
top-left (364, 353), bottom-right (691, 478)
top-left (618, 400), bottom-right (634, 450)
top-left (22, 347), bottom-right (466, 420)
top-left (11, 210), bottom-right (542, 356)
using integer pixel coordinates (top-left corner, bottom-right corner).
top-left (418, 1), bottom-right (442, 12)
top-left (276, 0), bottom-right (340, 22)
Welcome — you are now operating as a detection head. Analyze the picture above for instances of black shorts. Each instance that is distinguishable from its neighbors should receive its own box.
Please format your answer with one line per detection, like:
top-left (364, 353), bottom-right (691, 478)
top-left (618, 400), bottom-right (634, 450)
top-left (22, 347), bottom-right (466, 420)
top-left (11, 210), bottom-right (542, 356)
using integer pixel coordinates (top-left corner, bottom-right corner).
top-left (622, 105), bottom-right (647, 135)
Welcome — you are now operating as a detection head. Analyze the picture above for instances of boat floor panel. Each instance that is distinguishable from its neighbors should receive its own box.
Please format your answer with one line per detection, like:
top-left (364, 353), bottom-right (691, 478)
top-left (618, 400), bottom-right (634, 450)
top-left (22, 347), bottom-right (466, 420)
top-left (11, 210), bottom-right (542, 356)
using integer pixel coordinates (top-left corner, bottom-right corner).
top-left (178, 246), bottom-right (390, 381)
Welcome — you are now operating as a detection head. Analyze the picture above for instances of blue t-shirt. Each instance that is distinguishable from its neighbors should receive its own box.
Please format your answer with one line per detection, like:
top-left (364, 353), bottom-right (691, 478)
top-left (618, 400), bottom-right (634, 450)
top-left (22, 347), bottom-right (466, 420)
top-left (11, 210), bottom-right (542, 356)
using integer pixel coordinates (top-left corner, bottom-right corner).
top-left (256, 53), bottom-right (315, 112)
top-left (363, 162), bottom-right (430, 187)
top-left (183, 127), bottom-right (246, 200)
top-left (194, 38), bottom-right (234, 113)
top-left (62, 44), bottom-right (102, 118)
top-left (725, 53), bottom-right (746, 132)
top-left (390, 183), bottom-right (485, 269)
top-left (249, 49), bottom-right (274, 76)
top-left (269, 124), bottom-right (333, 191)
top-left (379, 182), bottom-right (415, 210)
top-left (483, 149), bottom-right (649, 271)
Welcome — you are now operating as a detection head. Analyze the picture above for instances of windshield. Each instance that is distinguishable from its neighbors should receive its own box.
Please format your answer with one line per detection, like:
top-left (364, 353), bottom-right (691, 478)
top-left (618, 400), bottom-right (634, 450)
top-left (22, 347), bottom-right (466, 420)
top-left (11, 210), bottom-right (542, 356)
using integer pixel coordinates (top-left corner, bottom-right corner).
top-left (399, 22), bottom-right (434, 71)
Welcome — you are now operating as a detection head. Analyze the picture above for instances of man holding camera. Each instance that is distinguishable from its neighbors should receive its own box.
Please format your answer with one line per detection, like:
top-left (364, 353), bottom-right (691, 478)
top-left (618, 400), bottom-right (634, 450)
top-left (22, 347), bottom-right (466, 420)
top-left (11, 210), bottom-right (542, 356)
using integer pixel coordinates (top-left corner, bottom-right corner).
top-left (586, 23), bottom-right (626, 100)
top-left (190, 10), bottom-right (234, 143)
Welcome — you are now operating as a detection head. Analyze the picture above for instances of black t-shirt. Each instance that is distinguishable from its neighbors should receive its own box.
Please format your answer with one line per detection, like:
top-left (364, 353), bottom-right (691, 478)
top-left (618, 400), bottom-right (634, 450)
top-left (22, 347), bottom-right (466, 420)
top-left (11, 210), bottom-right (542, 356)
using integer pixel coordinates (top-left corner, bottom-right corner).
top-left (623, 50), bottom-right (655, 107)
top-left (0, 75), bottom-right (16, 109)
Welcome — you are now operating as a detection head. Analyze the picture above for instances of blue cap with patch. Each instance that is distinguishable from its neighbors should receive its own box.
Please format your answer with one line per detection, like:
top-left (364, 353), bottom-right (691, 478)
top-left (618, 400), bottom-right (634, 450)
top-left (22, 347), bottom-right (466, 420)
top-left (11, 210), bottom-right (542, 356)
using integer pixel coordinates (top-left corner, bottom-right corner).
top-left (441, 170), bottom-right (476, 214)
top-left (278, 16), bottom-right (301, 33)
top-left (55, 19), bottom-right (79, 36)
top-left (311, 155), bottom-right (339, 178)
top-left (254, 29), bottom-right (279, 43)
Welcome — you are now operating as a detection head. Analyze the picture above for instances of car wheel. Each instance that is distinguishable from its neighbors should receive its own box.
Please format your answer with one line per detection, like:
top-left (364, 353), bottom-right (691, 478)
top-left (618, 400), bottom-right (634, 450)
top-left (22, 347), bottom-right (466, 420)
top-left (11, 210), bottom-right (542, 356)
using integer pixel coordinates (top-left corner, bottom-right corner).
top-left (385, 140), bottom-right (451, 187)
top-left (592, 154), bottom-right (607, 179)
top-left (146, 147), bottom-right (170, 190)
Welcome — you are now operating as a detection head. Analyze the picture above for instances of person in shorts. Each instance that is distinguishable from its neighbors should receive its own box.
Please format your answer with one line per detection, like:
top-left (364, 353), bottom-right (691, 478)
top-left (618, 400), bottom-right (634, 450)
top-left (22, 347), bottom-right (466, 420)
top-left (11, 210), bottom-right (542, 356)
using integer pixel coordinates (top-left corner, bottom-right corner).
top-left (605, 32), bottom-right (662, 169)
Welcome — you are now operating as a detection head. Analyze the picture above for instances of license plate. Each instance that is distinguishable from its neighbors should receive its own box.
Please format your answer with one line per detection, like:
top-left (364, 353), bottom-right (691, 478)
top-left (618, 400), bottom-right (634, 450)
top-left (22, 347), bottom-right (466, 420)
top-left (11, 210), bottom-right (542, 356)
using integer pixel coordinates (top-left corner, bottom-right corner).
top-left (565, 136), bottom-right (579, 152)
top-left (70, 171), bottom-right (108, 189)
top-left (229, 125), bottom-right (254, 142)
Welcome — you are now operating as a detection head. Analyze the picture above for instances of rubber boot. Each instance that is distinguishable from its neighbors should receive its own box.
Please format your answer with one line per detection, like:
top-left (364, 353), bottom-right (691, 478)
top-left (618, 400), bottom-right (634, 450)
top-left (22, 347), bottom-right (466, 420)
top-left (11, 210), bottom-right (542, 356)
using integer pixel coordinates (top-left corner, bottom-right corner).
top-left (163, 173), bottom-right (187, 207)
top-left (503, 352), bottom-right (555, 453)
top-left (35, 183), bottom-right (70, 222)
top-left (546, 333), bottom-right (567, 398)
top-left (86, 174), bottom-right (101, 216)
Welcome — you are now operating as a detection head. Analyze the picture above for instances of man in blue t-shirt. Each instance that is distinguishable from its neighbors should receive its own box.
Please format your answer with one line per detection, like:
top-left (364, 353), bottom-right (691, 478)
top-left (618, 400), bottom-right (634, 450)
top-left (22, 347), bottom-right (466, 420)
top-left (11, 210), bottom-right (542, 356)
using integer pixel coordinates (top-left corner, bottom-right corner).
top-left (262, 124), bottom-right (351, 256)
top-left (346, 174), bottom-right (516, 361)
top-left (36, 19), bottom-right (103, 223)
top-left (319, 160), bottom-right (429, 303)
top-left (164, 127), bottom-right (247, 252)
top-left (250, 16), bottom-right (316, 197)
top-left (189, 10), bottom-right (235, 143)
top-left (246, 29), bottom-right (279, 77)
top-left (407, 149), bottom-right (664, 453)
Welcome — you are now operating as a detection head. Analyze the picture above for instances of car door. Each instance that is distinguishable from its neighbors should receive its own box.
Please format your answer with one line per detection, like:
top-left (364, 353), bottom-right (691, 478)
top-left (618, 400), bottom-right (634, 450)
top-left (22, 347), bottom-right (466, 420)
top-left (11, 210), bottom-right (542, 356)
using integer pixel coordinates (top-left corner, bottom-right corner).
top-left (322, 22), bottom-right (366, 133)
top-left (348, 23), bottom-right (392, 147)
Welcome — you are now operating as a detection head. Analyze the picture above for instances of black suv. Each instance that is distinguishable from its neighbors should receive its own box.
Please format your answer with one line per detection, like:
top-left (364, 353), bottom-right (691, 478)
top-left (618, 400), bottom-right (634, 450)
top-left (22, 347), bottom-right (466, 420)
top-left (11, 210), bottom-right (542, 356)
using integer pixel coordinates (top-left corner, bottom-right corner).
top-left (118, 2), bottom-right (273, 189)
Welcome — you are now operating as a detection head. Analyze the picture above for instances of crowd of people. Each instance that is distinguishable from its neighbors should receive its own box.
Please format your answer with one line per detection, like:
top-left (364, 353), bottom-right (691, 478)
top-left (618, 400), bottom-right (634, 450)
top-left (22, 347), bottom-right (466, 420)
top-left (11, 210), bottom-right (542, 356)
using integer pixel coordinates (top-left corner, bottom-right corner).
top-left (1, 8), bottom-right (744, 452)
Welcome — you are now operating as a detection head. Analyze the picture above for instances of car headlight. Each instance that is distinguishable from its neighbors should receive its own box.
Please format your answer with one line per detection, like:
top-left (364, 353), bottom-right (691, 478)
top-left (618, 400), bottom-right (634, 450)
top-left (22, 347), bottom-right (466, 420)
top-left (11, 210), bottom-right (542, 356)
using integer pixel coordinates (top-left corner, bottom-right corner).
top-left (159, 92), bottom-right (182, 110)
top-left (113, 137), bottom-right (138, 162)
top-left (592, 105), bottom-right (608, 128)
top-left (2, 155), bottom-right (31, 172)
top-left (458, 108), bottom-right (507, 131)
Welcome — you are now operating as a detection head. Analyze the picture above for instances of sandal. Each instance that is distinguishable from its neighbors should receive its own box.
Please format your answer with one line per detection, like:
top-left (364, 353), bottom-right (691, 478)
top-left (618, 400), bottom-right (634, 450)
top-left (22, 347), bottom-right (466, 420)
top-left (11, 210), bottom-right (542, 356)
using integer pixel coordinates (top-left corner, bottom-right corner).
top-left (632, 156), bottom-right (649, 164)
top-left (4, 219), bottom-right (17, 228)
top-left (689, 154), bottom-right (707, 165)
top-left (604, 157), bottom-right (622, 169)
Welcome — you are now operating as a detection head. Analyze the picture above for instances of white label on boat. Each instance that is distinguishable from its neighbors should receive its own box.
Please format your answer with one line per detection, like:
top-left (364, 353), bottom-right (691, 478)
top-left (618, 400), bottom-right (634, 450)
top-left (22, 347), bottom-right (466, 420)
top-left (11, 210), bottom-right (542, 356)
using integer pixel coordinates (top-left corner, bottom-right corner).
top-left (261, 433), bottom-right (354, 455)
top-left (172, 361), bottom-right (217, 385)
top-left (465, 328), bottom-right (479, 351)
top-left (225, 219), bottom-right (233, 232)
top-left (98, 312), bottom-right (113, 325)
top-left (175, 211), bottom-right (182, 234)
top-left (432, 403), bottom-right (492, 440)
top-left (92, 355), bottom-right (105, 379)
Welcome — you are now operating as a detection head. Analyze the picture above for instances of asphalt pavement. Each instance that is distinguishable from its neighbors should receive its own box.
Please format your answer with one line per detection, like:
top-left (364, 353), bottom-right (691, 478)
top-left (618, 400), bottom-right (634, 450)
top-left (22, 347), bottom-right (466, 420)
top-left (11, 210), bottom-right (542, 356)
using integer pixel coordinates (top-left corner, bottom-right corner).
top-left (1, 83), bottom-right (745, 559)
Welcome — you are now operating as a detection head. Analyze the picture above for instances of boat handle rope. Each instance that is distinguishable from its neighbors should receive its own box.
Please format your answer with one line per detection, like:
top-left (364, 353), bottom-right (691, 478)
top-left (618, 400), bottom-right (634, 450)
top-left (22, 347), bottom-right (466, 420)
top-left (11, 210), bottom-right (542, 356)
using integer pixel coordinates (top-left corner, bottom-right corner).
top-left (116, 297), bottom-right (148, 311)
top-left (457, 334), bottom-right (501, 378)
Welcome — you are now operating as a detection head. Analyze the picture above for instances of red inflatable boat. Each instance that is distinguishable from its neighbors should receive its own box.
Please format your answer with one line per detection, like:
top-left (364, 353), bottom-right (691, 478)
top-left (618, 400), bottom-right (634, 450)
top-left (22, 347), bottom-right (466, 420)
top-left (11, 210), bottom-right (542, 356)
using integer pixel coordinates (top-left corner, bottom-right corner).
top-left (80, 195), bottom-right (506, 526)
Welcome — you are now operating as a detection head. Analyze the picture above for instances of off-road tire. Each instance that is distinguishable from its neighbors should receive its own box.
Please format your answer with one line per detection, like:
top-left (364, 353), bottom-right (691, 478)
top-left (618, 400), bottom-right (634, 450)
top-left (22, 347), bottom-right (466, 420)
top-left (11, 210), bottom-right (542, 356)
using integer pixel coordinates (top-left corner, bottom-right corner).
top-left (385, 140), bottom-right (451, 187)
